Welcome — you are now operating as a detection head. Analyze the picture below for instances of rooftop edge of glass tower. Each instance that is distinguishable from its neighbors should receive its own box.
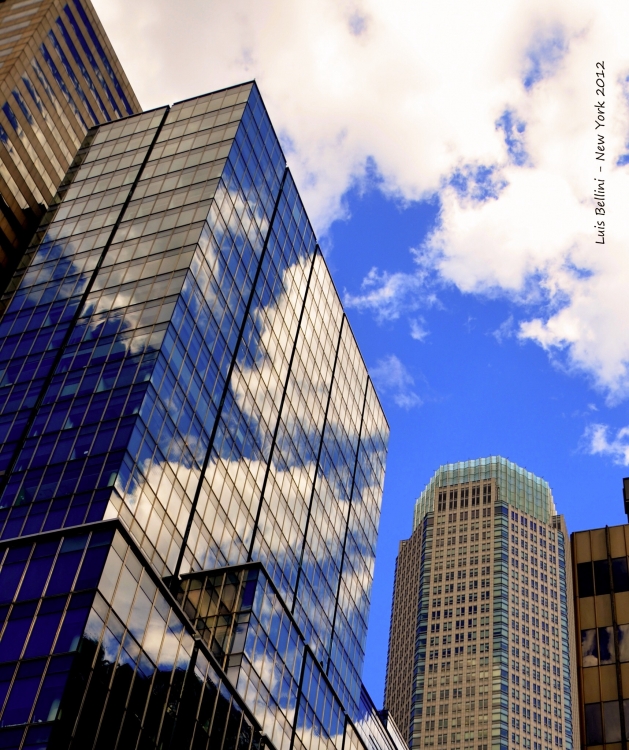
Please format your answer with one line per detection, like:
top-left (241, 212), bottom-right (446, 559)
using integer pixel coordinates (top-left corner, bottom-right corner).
top-left (413, 455), bottom-right (557, 530)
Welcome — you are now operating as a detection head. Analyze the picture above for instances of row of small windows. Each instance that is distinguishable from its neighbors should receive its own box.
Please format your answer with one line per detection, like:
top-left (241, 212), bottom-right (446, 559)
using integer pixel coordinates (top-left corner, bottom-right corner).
top-left (437, 486), bottom-right (492, 512)
top-left (511, 513), bottom-right (557, 547)
top-left (427, 633), bottom-right (490, 654)
top-left (433, 560), bottom-right (492, 584)
top-left (429, 596), bottom-right (490, 622)
top-left (424, 673), bottom-right (490, 697)
top-left (511, 511), bottom-right (543, 533)
top-left (443, 509), bottom-right (492, 523)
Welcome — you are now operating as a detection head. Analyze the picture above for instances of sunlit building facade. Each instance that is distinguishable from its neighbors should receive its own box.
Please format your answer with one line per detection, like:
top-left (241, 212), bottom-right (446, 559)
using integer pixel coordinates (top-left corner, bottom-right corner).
top-left (384, 457), bottom-right (578, 750)
top-left (0, 0), bottom-right (140, 294)
top-left (572, 522), bottom-right (629, 749)
top-left (0, 82), bottom-right (405, 750)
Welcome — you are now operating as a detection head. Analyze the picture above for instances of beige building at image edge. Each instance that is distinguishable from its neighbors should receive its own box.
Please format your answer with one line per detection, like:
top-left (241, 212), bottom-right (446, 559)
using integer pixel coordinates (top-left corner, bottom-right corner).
top-left (572, 522), bottom-right (629, 749)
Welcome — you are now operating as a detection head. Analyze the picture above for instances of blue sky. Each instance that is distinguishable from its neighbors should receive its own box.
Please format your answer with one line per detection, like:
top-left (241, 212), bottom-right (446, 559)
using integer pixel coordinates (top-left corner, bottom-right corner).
top-left (326, 184), bottom-right (629, 703)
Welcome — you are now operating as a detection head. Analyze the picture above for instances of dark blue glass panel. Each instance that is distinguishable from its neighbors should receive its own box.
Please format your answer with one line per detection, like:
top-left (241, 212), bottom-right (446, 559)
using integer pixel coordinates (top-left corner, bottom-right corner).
top-left (54, 600), bottom-right (91, 654)
top-left (2, 659), bottom-right (46, 725)
top-left (0, 602), bottom-right (37, 662)
top-left (0, 726), bottom-right (24, 749)
top-left (23, 599), bottom-right (65, 658)
top-left (0, 562), bottom-right (26, 605)
top-left (23, 724), bottom-right (52, 749)
top-left (32, 660), bottom-right (71, 722)
top-left (17, 542), bottom-right (59, 601)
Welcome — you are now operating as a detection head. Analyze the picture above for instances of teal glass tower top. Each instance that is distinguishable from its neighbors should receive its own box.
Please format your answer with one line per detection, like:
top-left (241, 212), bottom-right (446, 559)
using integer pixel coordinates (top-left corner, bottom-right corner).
top-left (413, 455), bottom-right (557, 529)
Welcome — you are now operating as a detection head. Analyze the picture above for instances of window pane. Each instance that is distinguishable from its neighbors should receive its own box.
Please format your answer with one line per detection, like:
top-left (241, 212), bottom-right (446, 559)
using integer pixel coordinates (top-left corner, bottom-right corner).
top-left (0, 562), bottom-right (27, 604)
top-left (585, 702), bottom-right (603, 745)
top-left (32, 671), bottom-right (68, 722)
top-left (581, 629), bottom-right (598, 667)
top-left (46, 551), bottom-right (83, 595)
top-left (604, 700), bottom-right (621, 743)
top-left (0, 604), bottom-right (36, 662)
top-left (18, 556), bottom-right (54, 601)
top-left (599, 626), bottom-right (615, 665)
top-left (577, 562), bottom-right (594, 598)
top-left (594, 560), bottom-right (610, 596)
top-left (620, 625), bottom-right (629, 662)
top-left (613, 557), bottom-right (629, 593)
top-left (2, 667), bottom-right (42, 726)
top-left (23, 609), bottom-right (64, 658)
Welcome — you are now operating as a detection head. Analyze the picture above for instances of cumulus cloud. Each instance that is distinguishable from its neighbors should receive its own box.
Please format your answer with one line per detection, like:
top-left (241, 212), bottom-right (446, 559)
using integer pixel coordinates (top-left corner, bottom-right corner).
top-left (583, 423), bottom-right (629, 465)
top-left (94, 0), bottom-right (629, 398)
top-left (370, 355), bottom-right (422, 409)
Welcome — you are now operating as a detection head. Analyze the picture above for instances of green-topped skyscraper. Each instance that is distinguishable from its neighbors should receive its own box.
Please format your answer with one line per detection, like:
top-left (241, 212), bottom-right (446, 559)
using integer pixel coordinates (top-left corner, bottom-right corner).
top-left (384, 457), bottom-right (578, 750)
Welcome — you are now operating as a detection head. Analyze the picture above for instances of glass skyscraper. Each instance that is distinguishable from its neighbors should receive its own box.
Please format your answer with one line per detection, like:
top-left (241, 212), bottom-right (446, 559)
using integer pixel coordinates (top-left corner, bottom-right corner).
top-left (0, 81), bottom-right (404, 750)
top-left (384, 457), bottom-right (578, 750)
top-left (0, 0), bottom-right (140, 294)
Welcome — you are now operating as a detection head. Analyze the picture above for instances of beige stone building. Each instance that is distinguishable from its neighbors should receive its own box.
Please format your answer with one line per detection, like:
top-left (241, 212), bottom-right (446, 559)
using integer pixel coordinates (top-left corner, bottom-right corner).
top-left (385, 457), bottom-right (578, 750)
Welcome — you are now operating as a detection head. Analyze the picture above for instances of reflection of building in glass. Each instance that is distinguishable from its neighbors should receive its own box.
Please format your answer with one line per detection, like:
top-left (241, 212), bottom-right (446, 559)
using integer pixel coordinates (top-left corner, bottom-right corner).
top-left (384, 457), bottom-right (578, 750)
top-left (0, 82), bottom-right (404, 750)
top-left (0, 0), bottom-right (140, 294)
top-left (573, 522), bottom-right (629, 748)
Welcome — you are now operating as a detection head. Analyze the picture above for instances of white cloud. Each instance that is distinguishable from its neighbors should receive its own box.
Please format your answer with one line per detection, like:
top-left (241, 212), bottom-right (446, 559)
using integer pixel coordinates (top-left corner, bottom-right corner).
top-left (93, 0), bottom-right (629, 399)
top-left (409, 317), bottom-right (429, 341)
top-left (370, 354), bottom-right (422, 409)
top-left (493, 315), bottom-right (516, 343)
top-left (583, 423), bottom-right (629, 465)
top-left (343, 263), bottom-right (436, 322)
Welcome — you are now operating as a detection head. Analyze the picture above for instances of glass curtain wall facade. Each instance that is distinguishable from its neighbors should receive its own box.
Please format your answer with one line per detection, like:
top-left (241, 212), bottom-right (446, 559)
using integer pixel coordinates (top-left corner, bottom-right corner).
top-left (572, 523), bottom-right (629, 749)
top-left (0, 82), bottom-right (402, 750)
top-left (385, 457), bottom-right (578, 750)
top-left (0, 0), bottom-right (140, 294)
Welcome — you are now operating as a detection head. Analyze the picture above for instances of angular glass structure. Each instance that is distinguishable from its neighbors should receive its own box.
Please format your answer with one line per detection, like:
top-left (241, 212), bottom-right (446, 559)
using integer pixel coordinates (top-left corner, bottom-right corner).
top-left (0, 82), bottom-right (402, 750)
top-left (0, 0), bottom-right (140, 293)
top-left (385, 457), bottom-right (578, 750)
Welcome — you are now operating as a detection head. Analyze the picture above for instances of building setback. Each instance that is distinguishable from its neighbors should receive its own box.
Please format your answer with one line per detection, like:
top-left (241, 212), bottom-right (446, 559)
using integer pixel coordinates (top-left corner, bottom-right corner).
top-left (385, 457), bottom-right (578, 750)
top-left (0, 0), bottom-right (140, 295)
top-left (572, 521), bottom-right (629, 748)
top-left (0, 82), bottom-right (406, 750)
